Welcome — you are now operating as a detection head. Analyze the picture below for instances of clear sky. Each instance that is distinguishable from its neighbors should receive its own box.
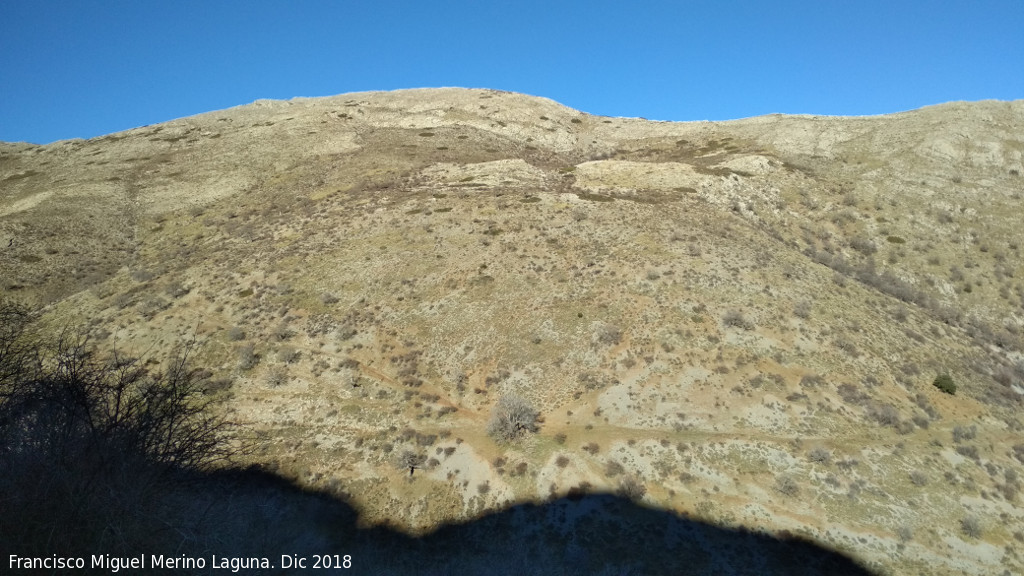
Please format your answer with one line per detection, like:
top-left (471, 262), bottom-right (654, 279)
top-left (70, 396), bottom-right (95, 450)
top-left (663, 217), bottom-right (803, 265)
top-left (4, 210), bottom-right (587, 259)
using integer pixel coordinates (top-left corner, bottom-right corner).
top-left (2, 0), bottom-right (1022, 144)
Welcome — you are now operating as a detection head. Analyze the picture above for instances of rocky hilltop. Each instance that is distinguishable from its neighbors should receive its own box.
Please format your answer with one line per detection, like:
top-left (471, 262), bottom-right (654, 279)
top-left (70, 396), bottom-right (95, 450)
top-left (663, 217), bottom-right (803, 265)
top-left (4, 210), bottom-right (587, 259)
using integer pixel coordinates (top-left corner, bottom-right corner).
top-left (2, 88), bottom-right (1023, 574)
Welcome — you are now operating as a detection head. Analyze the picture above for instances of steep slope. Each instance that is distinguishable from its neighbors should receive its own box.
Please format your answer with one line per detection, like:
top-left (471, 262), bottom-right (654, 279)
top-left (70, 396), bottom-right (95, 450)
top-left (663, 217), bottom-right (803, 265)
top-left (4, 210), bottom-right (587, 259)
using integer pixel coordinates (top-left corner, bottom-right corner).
top-left (2, 88), bottom-right (1023, 575)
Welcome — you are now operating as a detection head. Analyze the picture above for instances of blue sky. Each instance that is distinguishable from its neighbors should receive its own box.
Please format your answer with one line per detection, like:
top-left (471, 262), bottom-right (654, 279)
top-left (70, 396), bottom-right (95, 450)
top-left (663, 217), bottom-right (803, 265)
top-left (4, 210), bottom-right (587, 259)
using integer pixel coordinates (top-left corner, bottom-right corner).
top-left (2, 1), bottom-right (1022, 144)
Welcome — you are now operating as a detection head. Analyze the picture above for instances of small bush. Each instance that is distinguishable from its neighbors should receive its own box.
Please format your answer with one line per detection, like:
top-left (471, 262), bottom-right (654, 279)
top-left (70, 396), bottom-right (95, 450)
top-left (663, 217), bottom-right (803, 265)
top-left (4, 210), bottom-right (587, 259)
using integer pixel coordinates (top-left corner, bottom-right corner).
top-left (961, 515), bottom-right (983, 538)
top-left (722, 309), bottom-right (755, 330)
top-left (775, 474), bottom-right (800, 496)
top-left (955, 444), bottom-right (979, 461)
top-left (793, 299), bottom-right (812, 319)
top-left (837, 383), bottom-right (869, 405)
top-left (617, 476), bottom-right (646, 501)
top-left (336, 324), bottom-right (357, 341)
top-left (849, 236), bottom-right (877, 255)
top-left (867, 402), bottom-right (901, 427)
top-left (952, 425), bottom-right (977, 443)
top-left (397, 450), bottom-right (425, 470)
top-left (800, 374), bottom-right (825, 389)
top-left (270, 324), bottom-right (293, 341)
top-left (486, 394), bottom-right (540, 442)
top-left (237, 344), bottom-right (259, 370)
top-left (164, 281), bottom-right (189, 299)
top-left (596, 323), bottom-right (623, 345)
top-left (909, 471), bottom-right (928, 486)
top-left (605, 460), bottom-right (625, 477)
top-left (265, 366), bottom-right (288, 387)
top-left (807, 447), bottom-right (832, 465)
top-left (277, 345), bottom-right (300, 364)
top-left (227, 326), bottom-right (245, 341)
top-left (933, 373), bottom-right (956, 395)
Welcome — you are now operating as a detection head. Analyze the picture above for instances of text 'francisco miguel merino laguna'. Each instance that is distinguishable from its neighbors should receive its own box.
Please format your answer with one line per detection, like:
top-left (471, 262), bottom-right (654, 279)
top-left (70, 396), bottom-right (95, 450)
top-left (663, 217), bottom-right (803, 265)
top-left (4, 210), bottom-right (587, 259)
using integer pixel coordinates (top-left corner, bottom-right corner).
top-left (9, 554), bottom-right (281, 573)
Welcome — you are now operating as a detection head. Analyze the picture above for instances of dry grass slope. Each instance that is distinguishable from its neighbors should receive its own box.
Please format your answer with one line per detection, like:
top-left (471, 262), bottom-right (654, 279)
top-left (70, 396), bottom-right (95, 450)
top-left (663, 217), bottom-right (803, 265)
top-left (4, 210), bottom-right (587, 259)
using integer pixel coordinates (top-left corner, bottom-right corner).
top-left (2, 88), bottom-right (1024, 575)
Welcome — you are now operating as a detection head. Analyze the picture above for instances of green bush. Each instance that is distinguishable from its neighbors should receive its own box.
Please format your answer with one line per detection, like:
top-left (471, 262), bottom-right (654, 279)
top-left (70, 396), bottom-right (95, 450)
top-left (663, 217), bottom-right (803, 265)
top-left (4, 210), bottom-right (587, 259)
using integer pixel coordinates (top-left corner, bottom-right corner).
top-left (933, 373), bottom-right (957, 395)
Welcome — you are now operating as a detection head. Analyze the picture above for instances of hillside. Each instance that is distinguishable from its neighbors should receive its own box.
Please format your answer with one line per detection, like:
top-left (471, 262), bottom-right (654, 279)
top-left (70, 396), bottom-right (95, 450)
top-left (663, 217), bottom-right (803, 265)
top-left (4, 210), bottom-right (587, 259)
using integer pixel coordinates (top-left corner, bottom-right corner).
top-left (2, 88), bottom-right (1023, 574)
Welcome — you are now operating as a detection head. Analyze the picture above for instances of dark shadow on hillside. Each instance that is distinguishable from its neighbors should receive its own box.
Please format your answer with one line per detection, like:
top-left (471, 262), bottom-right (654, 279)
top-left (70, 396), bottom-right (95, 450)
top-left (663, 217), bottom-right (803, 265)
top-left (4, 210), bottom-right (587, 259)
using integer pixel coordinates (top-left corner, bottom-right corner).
top-left (32, 465), bottom-right (873, 576)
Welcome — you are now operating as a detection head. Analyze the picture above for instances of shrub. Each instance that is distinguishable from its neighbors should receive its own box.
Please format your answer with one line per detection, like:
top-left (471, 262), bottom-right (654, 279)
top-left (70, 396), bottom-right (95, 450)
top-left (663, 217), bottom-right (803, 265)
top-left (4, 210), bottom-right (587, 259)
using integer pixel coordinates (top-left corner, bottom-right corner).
top-left (486, 394), bottom-right (540, 442)
top-left (270, 324), bottom-right (293, 341)
top-left (793, 299), bottom-right (812, 319)
top-left (227, 326), bottom-right (245, 341)
top-left (800, 374), bottom-right (825, 389)
top-left (961, 515), bottom-right (983, 538)
top-left (237, 344), bottom-right (259, 370)
top-left (867, 402), bottom-right (901, 427)
top-left (955, 445), bottom-right (979, 461)
top-left (164, 281), bottom-right (189, 299)
top-left (0, 303), bottom-right (237, 557)
top-left (849, 236), bottom-right (877, 255)
top-left (277, 345), bottom-right (300, 364)
top-left (596, 323), bottom-right (623, 345)
top-left (807, 447), bottom-right (832, 465)
top-left (605, 460), bottom-right (625, 477)
top-left (722, 309), bottom-right (755, 330)
top-left (775, 474), bottom-right (800, 496)
top-left (952, 425), bottom-right (977, 443)
top-left (265, 366), bottom-right (288, 387)
top-left (909, 471), bottom-right (928, 486)
top-left (933, 373), bottom-right (956, 395)
top-left (837, 383), bottom-right (869, 405)
top-left (617, 476), bottom-right (646, 501)
top-left (397, 450), bottom-right (425, 470)
top-left (336, 324), bottom-right (357, 341)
